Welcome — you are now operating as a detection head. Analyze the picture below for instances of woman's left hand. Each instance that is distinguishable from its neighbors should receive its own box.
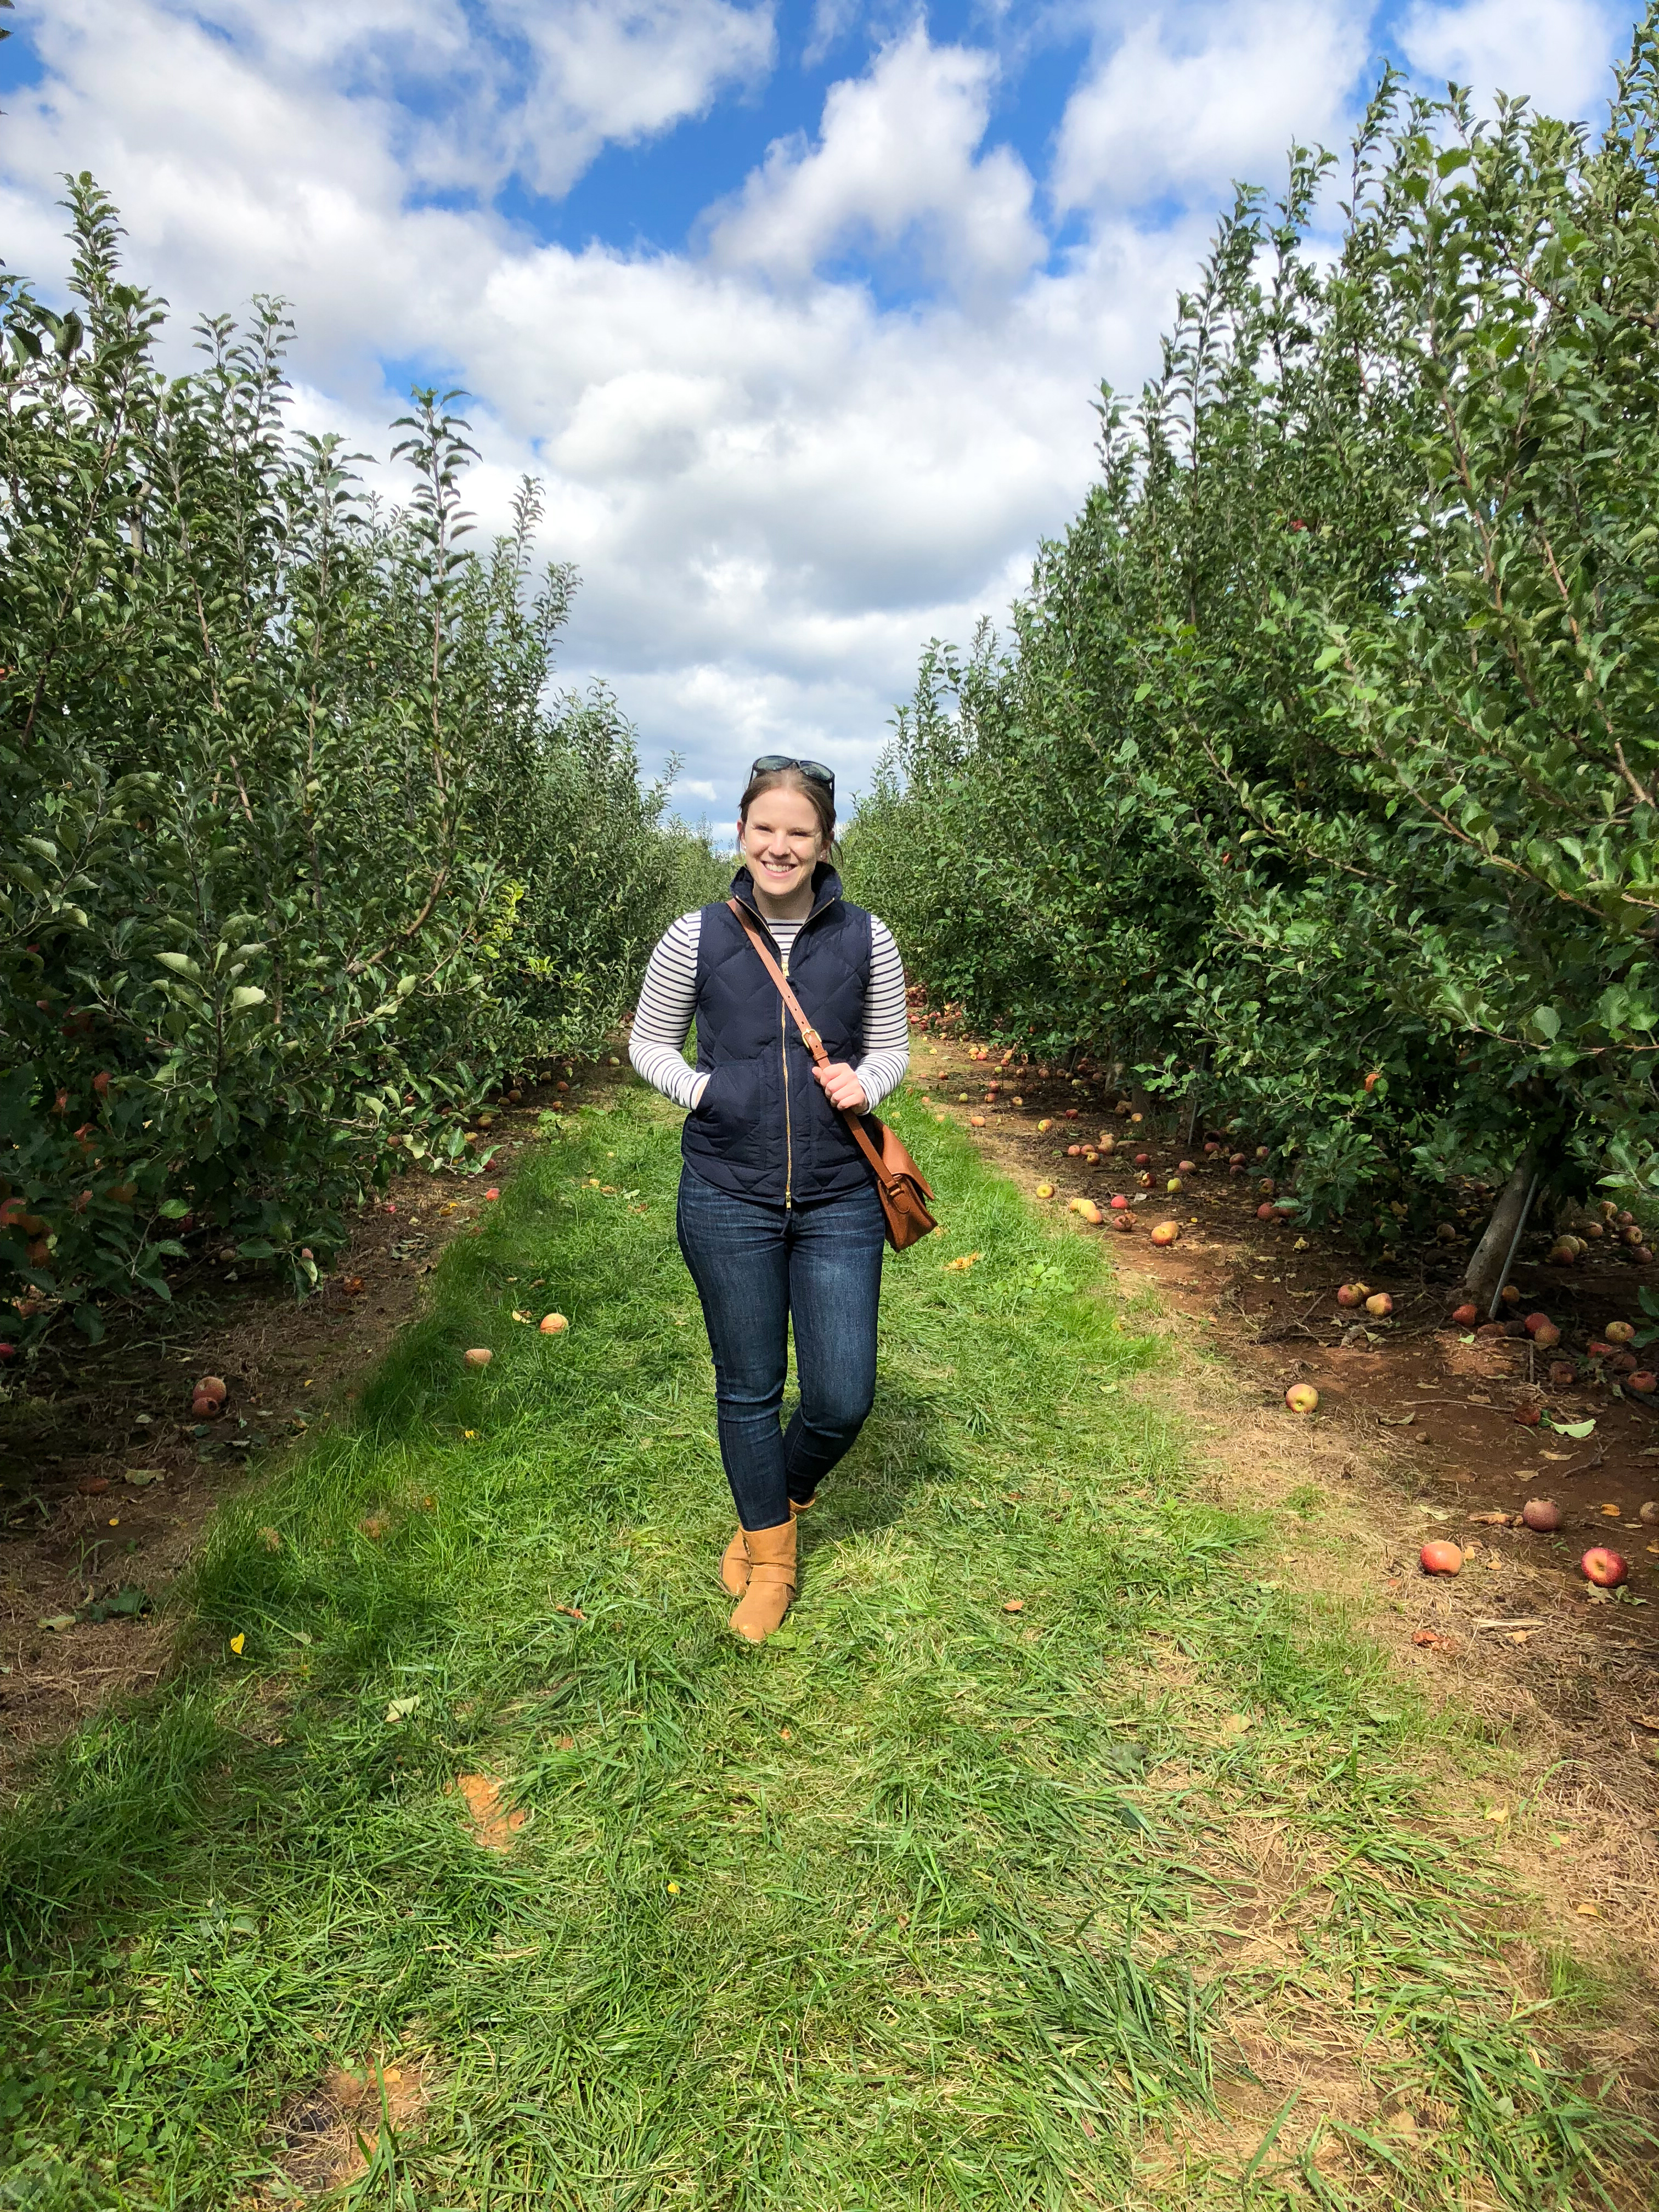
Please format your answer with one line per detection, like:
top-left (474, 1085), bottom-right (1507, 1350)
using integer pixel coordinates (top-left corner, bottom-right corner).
top-left (814, 1060), bottom-right (868, 1114)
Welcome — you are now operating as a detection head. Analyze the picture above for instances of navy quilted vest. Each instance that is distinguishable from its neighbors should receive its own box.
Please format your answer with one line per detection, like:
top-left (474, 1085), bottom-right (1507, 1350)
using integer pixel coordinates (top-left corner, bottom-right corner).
top-left (681, 865), bottom-right (875, 1206)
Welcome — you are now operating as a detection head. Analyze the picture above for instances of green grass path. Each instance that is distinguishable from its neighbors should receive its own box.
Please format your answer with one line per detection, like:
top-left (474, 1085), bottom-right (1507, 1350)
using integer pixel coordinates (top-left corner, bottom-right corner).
top-left (0, 1095), bottom-right (1634, 2209)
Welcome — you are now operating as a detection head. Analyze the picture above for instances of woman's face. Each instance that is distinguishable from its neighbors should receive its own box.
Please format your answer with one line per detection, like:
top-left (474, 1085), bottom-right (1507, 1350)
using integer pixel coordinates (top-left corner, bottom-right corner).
top-left (739, 787), bottom-right (825, 902)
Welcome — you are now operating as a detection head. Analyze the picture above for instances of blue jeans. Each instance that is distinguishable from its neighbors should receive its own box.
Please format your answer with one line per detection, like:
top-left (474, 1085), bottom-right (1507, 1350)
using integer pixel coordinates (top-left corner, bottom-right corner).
top-left (675, 1166), bottom-right (886, 1531)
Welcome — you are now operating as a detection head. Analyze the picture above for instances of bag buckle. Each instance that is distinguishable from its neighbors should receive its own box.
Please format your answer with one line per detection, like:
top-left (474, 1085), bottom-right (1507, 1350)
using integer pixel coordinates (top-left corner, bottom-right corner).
top-left (799, 1025), bottom-right (822, 1053)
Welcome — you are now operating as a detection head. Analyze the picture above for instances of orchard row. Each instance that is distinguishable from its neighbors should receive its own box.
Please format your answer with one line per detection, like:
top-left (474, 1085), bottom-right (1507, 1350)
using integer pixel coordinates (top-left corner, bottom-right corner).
top-left (845, 23), bottom-right (1659, 1282)
top-left (1, 185), bottom-right (721, 1347)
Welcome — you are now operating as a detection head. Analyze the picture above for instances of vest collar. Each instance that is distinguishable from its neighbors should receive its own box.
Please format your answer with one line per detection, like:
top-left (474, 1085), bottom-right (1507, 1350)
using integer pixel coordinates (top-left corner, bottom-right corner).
top-left (730, 862), bottom-right (844, 932)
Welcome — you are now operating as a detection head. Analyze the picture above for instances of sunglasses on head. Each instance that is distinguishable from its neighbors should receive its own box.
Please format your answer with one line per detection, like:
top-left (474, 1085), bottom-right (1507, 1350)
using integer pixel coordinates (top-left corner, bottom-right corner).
top-left (749, 754), bottom-right (834, 797)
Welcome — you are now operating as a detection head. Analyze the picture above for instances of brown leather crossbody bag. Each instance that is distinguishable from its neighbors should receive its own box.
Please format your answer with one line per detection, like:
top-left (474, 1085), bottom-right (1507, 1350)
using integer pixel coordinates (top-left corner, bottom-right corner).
top-left (727, 898), bottom-right (938, 1251)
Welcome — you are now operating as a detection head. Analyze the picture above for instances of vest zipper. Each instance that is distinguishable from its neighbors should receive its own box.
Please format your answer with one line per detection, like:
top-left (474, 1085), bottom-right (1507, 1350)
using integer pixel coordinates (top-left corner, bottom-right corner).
top-left (736, 882), bottom-right (843, 1210)
top-left (781, 992), bottom-right (793, 1206)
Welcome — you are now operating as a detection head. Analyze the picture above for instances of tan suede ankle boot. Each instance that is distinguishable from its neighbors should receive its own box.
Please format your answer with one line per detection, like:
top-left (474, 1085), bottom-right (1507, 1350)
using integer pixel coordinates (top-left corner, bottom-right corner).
top-left (720, 1527), bottom-right (750, 1597)
top-left (721, 1494), bottom-right (814, 1598)
top-left (728, 1516), bottom-right (797, 1643)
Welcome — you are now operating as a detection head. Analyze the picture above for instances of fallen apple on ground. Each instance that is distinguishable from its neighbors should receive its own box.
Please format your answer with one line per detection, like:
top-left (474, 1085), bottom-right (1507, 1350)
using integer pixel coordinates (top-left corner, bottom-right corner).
top-left (1629, 1372), bottom-right (1657, 1394)
top-left (539, 1313), bottom-right (568, 1334)
top-left (1521, 1498), bottom-right (1562, 1531)
top-left (1450, 1302), bottom-right (1479, 1326)
top-left (1069, 1198), bottom-right (1103, 1224)
top-left (464, 1347), bottom-right (493, 1367)
top-left (1336, 1283), bottom-right (1363, 1308)
top-left (1284, 1383), bottom-right (1318, 1413)
top-left (1364, 1293), bottom-right (1393, 1318)
top-left (1035, 1182), bottom-right (1054, 1199)
top-left (1420, 1541), bottom-right (1463, 1576)
top-left (1256, 1203), bottom-right (1278, 1222)
top-left (1580, 1547), bottom-right (1628, 1587)
top-left (1531, 1321), bottom-right (1561, 1350)
top-left (1149, 1220), bottom-right (1180, 1246)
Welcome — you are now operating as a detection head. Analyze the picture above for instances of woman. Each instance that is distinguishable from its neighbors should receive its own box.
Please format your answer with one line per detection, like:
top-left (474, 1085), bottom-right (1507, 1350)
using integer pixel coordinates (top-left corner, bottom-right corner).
top-left (629, 758), bottom-right (910, 1644)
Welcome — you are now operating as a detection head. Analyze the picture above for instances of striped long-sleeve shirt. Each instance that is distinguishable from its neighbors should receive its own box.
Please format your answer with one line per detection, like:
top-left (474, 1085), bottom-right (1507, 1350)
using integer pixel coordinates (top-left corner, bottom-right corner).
top-left (629, 910), bottom-right (910, 1111)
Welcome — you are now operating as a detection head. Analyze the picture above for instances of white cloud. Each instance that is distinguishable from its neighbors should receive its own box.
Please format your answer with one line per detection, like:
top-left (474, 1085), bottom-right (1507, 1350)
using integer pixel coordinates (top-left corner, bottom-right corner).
top-left (1396, 0), bottom-right (1623, 118)
top-left (492, 0), bottom-right (778, 200)
top-left (1053, 1), bottom-right (1372, 212)
top-left (709, 25), bottom-right (1044, 295)
top-left (0, 0), bottom-right (1630, 826)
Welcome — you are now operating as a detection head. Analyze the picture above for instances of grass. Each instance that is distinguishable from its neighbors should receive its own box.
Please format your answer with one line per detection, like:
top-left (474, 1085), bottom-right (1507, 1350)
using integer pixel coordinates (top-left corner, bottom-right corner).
top-left (0, 1090), bottom-right (1643, 2210)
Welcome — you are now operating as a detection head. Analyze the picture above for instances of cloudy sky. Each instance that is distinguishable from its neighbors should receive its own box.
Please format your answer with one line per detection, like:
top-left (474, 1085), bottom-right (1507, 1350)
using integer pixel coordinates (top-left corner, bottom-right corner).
top-left (0, 0), bottom-right (1630, 823)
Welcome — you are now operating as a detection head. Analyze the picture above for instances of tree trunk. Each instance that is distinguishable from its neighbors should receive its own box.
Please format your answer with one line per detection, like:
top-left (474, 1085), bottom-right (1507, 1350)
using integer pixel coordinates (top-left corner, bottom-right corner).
top-left (1462, 1148), bottom-right (1541, 1314)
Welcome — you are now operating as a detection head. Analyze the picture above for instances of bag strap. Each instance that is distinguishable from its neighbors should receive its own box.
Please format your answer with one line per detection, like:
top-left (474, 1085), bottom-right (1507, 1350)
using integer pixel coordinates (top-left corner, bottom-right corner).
top-left (727, 898), bottom-right (897, 1189)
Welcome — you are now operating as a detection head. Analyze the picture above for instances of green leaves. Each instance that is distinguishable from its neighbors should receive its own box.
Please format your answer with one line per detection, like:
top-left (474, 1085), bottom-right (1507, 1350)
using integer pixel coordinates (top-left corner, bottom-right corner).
top-left (850, 38), bottom-right (1659, 1227)
top-left (0, 186), bottom-right (712, 1339)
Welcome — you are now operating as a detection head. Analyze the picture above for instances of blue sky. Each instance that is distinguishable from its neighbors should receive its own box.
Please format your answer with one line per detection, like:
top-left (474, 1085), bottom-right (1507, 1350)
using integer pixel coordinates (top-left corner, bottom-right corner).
top-left (0, 0), bottom-right (1633, 823)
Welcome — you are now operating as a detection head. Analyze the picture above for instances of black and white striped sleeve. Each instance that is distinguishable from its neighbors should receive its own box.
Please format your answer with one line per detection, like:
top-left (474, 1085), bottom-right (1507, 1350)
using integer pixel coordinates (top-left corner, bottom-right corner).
top-left (854, 918), bottom-right (910, 1109)
top-left (629, 912), bottom-right (709, 1110)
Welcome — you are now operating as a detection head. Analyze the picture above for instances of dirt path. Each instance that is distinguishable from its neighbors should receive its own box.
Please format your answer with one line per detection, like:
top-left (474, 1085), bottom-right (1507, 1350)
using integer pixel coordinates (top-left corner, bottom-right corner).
top-left (915, 1034), bottom-right (1659, 2085)
top-left (3, 1055), bottom-right (1656, 2203)
top-left (0, 1060), bottom-right (627, 1771)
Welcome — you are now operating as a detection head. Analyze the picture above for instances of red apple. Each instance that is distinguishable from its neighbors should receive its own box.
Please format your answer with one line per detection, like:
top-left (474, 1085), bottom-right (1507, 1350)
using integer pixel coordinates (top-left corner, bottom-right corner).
top-left (1109, 1194), bottom-right (1129, 1210)
top-left (1135, 1152), bottom-right (1150, 1166)
top-left (1531, 1321), bottom-right (1561, 1350)
top-left (1629, 1372), bottom-right (1657, 1394)
top-left (1500, 1284), bottom-right (1520, 1306)
top-left (1256, 1203), bottom-right (1278, 1222)
top-left (1284, 1383), bottom-right (1319, 1413)
top-left (1336, 1283), bottom-right (1364, 1308)
top-left (1177, 1159), bottom-right (1196, 1175)
top-left (1420, 1541), bottom-right (1463, 1576)
top-left (539, 1313), bottom-right (568, 1334)
top-left (1514, 1404), bottom-right (1542, 1426)
top-left (1580, 1547), bottom-right (1628, 1588)
top-left (195, 1375), bottom-right (227, 1407)
top-left (1521, 1498), bottom-right (1562, 1532)
top-left (1624, 1224), bottom-right (1645, 1246)
top-left (1450, 1302), bottom-right (1479, 1327)
top-left (1149, 1220), bottom-right (1180, 1246)
top-left (1523, 1312), bottom-right (1551, 1336)
top-left (0, 1343), bottom-right (15, 1363)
